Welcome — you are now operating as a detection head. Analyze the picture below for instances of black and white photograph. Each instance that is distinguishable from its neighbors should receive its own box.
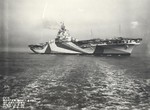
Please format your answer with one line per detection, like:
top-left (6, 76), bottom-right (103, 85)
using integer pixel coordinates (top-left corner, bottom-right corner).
top-left (0, 0), bottom-right (150, 109)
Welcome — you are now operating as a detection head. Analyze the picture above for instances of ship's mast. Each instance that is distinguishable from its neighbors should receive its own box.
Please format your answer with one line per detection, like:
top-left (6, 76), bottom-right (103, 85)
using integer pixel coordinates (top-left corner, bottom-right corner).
top-left (119, 24), bottom-right (121, 37)
top-left (91, 29), bottom-right (93, 38)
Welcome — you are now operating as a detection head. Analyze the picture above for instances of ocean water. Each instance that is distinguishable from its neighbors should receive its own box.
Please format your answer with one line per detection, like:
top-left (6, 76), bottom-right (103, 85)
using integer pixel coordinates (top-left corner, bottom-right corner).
top-left (0, 52), bottom-right (150, 110)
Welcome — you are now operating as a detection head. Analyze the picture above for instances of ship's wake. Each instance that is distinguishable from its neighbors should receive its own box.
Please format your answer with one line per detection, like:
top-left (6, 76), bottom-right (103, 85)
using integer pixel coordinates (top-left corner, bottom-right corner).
top-left (10, 56), bottom-right (150, 110)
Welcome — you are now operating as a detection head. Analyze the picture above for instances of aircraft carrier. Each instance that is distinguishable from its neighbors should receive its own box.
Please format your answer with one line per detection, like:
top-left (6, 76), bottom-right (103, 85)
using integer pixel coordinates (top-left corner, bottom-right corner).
top-left (29, 23), bottom-right (142, 56)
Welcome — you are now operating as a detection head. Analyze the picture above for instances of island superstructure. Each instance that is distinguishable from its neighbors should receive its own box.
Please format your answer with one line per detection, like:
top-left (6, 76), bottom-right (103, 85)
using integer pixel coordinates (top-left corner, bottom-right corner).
top-left (28, 23), bottom-right (142, 56)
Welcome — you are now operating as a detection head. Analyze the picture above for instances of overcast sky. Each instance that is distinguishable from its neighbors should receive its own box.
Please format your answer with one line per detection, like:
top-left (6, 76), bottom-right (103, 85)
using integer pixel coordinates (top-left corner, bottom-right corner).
top-left (0, 0), bottom-right (150, 53)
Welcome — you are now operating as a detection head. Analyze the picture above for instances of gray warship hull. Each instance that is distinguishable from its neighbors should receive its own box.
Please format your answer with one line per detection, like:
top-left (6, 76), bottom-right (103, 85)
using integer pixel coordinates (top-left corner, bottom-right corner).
top-left (29, 38), bottom-right (142, 56)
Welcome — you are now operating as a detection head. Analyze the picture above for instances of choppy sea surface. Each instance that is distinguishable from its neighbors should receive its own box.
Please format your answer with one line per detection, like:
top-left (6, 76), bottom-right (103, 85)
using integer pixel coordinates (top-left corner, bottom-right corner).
top-left (0, 52), bottom-right (150, 110)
